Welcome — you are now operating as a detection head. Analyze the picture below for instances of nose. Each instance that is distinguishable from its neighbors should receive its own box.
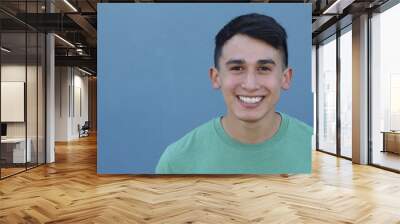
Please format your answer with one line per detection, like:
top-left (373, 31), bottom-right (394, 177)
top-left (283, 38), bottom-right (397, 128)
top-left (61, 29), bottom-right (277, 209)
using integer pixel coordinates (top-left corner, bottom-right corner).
top-left (241, 72), bottom-right (260, 91)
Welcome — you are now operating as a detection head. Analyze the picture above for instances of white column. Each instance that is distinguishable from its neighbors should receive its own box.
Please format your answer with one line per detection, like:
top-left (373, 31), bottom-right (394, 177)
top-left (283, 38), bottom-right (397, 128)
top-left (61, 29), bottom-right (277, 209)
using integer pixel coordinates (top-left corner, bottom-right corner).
top-left (46, 1), bottom-right (55, 163)
top-left (352, 14), bottom-right (369, 164)
top-left (46, 33), bottom-right (55, 163)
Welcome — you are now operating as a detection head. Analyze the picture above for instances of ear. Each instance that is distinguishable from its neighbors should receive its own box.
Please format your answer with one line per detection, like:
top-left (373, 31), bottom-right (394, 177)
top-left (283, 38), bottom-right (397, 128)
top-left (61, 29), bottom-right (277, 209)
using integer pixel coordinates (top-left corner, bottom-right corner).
top-left (281, 67), bottom-right (293, 90)
top-left (209, 67), bottom-right (221, 89)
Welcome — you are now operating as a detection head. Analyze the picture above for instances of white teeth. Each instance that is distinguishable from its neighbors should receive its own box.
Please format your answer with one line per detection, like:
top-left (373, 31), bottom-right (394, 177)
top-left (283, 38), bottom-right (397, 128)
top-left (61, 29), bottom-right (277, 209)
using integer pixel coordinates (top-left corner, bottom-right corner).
top-left (238, 96), bottom-right (263, 104)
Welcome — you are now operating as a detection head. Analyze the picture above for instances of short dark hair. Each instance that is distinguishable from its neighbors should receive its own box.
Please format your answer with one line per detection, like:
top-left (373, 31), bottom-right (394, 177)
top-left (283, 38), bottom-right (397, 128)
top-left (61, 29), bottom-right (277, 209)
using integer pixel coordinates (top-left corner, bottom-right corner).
top-left (214, 13), bottom-right (288, 69)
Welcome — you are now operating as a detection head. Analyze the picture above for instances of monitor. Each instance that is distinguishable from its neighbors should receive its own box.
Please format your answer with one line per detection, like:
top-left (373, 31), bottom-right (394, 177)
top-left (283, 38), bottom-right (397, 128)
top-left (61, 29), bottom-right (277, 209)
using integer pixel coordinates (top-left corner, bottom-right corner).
top-left (1, 123), bottom-right (7, 137)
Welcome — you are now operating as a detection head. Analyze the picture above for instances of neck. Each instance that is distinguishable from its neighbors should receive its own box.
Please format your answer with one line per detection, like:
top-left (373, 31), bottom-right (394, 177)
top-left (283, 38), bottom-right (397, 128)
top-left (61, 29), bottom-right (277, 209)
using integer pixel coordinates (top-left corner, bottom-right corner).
top-left (221, 111), bottom-right (281, 144)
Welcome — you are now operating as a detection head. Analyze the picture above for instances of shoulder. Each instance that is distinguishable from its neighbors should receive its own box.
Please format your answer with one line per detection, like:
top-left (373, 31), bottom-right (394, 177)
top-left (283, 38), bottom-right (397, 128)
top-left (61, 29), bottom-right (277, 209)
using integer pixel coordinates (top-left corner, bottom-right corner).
top-left (168, 118), bottom-right (216, 154)
top-left (279, 113), bottom-right (313, 172)
top-left (282, 113), bottom-right (313, 137)
top-left (155, 118), bottom-right (216, 173)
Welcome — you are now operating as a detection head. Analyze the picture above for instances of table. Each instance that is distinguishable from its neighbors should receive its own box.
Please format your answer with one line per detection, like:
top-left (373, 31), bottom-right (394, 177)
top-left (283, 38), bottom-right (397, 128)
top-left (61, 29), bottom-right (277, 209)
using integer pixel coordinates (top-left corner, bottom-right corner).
top-left (381, 131), bottom-right (400, 154)
top-left (1, 138), bottom-right (31, 163)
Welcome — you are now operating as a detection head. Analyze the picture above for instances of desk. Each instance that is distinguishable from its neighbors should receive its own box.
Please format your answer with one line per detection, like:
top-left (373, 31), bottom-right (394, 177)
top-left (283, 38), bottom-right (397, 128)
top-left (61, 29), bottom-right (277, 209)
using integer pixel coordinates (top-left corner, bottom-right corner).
top-left (381, 131), bottom-right (400, 154)
top-left (1, 138), bottom-right (31, 163)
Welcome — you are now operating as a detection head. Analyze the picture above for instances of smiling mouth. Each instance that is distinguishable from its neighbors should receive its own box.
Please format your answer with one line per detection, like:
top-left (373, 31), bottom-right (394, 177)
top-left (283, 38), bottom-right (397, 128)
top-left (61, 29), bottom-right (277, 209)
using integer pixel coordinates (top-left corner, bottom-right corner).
top-left (237, 95), bottom-right (265, 104)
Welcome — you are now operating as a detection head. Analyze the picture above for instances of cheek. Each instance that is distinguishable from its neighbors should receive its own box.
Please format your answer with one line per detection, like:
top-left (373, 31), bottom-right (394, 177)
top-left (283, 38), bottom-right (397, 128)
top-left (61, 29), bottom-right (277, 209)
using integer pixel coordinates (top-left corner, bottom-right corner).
top-left (260, 76), bottom-right (282, 90)
top-left (221, 76), bottom-right (241, 93)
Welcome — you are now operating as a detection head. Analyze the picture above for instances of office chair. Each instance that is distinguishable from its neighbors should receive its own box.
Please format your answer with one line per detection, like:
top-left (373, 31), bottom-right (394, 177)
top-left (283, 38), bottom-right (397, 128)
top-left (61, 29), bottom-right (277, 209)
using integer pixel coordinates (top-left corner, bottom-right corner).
top-left (79, 121), bottom-right (90, 138)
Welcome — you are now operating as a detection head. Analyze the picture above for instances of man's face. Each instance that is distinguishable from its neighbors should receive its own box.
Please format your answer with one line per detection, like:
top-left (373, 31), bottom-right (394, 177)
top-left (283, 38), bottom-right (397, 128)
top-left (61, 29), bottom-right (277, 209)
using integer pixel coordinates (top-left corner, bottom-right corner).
top-left (210, 34), bottom-right (292, 123)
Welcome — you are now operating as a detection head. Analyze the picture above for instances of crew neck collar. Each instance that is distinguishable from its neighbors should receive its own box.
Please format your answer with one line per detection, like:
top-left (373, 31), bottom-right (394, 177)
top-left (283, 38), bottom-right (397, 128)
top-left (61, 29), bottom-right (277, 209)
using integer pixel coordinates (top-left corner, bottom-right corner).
top-left (213, 112), bottom-right (288, 151)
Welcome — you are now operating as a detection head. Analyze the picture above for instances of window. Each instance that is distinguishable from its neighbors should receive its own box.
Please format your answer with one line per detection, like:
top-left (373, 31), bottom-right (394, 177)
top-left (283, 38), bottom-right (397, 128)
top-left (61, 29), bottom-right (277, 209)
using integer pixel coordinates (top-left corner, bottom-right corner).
top-left (317, 35), bottom-right (337, 155)
top-left (339, 27), bottom-right (352, 158)
top-left (371, 2), bottom-right (400, 171)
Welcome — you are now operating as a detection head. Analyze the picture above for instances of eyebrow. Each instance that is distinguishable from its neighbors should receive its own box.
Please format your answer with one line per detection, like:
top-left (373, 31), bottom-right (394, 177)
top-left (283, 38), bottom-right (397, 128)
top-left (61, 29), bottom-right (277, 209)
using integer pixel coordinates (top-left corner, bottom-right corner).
top-left (225, 59), bottom-right (276, 66)
top-left (225, 59), bottom-right (245, 66)
top-left (257, 59), bottom-right (276, 65)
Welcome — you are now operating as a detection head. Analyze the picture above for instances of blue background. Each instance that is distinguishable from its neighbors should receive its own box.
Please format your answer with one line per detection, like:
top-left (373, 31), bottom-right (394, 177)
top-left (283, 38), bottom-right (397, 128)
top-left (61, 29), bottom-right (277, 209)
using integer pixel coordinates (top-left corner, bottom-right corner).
top-left (98, 3), bottom-right (312, 174)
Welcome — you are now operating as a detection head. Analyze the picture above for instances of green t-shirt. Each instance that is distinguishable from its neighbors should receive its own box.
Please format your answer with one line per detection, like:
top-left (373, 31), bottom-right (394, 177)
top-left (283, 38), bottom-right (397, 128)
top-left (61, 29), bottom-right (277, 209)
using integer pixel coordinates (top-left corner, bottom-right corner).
top-left (155, 112), bottom-right (312, 174)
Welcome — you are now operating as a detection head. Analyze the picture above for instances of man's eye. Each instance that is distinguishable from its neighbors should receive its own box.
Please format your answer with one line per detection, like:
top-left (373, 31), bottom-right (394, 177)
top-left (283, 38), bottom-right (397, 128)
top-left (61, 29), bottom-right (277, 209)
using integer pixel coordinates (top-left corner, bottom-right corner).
top-left (230, 66), bottom-right (244, 71)
top-left (258, 67), bottom-right (270, 72)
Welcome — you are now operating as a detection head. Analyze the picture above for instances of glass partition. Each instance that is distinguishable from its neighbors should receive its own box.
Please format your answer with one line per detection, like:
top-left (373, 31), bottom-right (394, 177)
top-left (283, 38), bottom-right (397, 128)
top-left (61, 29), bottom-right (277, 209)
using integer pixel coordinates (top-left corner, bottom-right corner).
top-left (38, 32), bottom-right (45, 165)
top-left (371, 3), bottom-right (400, 171)
top-left (27, 31), bottom-right (38, 169)
top-left (317, 35), bottom-right (337, 155)
top-left (339, 26), bottom-right (352, 158)
top-left (1, 31), bottom-right (28, 177)
top-left (0, 1), bottom-right (46, 179)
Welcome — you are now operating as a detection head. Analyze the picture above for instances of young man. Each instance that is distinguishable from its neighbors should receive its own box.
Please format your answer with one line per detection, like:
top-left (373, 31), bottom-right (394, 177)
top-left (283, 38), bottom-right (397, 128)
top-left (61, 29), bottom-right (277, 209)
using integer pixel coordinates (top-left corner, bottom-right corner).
top-left (156, 13), bottom-right (312, 174)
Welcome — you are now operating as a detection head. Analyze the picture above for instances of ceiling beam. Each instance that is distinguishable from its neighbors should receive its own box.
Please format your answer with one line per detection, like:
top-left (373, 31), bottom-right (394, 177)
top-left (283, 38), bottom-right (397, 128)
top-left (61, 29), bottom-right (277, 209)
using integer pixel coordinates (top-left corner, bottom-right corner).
top-left (67, 13), bottom-right (97, 46)
top-left (55, 55), bottom-right (96, 71)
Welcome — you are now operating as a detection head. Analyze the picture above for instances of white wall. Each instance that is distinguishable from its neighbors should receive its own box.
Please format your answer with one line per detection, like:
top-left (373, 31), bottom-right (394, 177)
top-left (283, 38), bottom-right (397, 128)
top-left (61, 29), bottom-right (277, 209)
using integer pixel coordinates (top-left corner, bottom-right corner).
top-left (55, 66), bottom-right (70, 141)
top-left (73, 73), bottom-right (89, 138)
top-left (55, 67), bottom-right (89, 141)
top-left (1, 82), bottom-right (25, 122)
top-left (1, 65), bottom-right (40, 137)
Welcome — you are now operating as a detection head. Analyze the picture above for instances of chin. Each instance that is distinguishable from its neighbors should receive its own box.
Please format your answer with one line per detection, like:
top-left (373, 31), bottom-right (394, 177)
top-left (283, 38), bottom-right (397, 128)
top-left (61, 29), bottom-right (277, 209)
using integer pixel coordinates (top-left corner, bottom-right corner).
top-left (234, 112), bottom-right (265, 123)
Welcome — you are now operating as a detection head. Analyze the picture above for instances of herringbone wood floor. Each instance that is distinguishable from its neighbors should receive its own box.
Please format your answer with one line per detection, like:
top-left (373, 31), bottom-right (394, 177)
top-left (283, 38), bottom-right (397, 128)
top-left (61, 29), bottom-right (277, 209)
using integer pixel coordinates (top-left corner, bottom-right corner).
top-left (1, 134), bottom-right (400, 224)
